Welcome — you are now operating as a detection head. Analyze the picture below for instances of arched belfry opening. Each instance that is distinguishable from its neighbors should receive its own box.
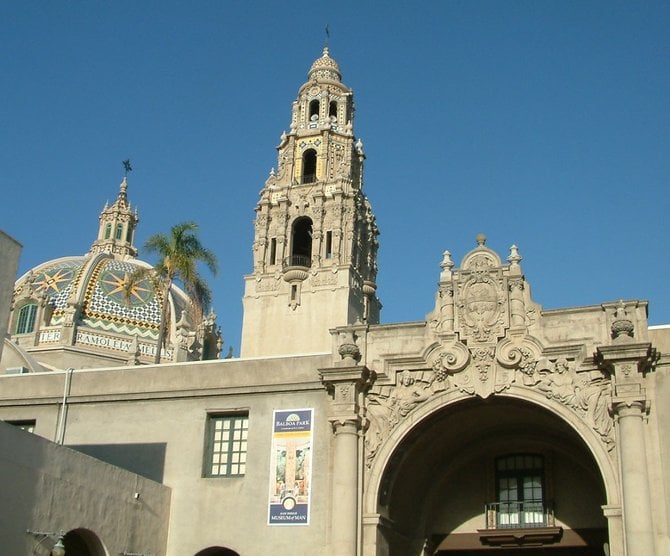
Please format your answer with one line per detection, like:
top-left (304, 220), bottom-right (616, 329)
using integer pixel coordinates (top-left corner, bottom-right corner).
top-left (289, 217), bottom-right (313, 267)
top-left (308, 99), bottom-right (319, 121)
top-left (370, 397), bottom-right (609, 556)
top-left (301, 149), bottom-right (317, 183)
top-left (329, 100), bottom-right (337, 119)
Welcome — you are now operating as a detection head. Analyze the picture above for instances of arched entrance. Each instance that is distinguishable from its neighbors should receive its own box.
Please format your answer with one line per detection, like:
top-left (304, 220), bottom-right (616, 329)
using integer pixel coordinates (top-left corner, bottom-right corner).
top-left (61, 529), bottom-right (107, 556)
top-left (195, 547), bottom-right (240, 556)
top-left (369, 397), bottom-right (611, 556)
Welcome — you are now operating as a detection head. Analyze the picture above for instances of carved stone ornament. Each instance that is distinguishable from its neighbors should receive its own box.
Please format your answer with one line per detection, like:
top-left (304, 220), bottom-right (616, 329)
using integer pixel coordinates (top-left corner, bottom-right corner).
top-left (429, 341), bottom-right (470, 378)
top-left (364, 347), bottom-right (615, 468)
top-left (457, 256), bottom-right (507, 344)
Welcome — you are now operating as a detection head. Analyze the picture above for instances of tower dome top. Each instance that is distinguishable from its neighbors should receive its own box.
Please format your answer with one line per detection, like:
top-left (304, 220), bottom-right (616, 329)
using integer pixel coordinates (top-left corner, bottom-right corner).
top-left (308, 47), bottom-right (341, 82)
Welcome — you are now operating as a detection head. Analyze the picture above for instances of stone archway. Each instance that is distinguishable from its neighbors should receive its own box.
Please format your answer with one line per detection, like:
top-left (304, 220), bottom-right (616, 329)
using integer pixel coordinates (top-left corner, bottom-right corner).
top-left (195, 547), bottom-right (240, 556)
top-left (363, 396), bottom-right (614, 556)
top-left (61, 528), bottom-right (107, 556)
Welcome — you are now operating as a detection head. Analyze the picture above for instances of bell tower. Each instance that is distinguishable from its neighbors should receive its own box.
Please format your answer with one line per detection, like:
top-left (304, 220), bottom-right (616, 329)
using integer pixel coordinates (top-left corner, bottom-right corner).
top-left (241, 48), bottom-right (381, 358)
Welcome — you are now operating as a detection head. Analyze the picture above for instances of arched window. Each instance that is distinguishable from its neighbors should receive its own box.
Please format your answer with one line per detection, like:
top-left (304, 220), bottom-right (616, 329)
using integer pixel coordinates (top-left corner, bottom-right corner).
top-left (115, 223), bottom-right (123, 240)
top-left (126, 226), bottom-right (133, 242)
top-left (329, 100), bottom-right (338, 119)
top-left (308, 99), bottom-right (320, 121)
top-left (104, 223), bottom-right (111, 239)
top-left (290, 217), bottom-right (313, 267)
top-left (302, 149), bottom-right (317, 184)
top-left (15, 303), bottom-right (37, 334)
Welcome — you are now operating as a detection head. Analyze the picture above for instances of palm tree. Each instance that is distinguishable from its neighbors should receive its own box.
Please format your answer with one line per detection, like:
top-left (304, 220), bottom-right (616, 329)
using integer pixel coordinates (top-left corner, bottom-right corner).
top-left (144, 221), bottom-right (218, 364)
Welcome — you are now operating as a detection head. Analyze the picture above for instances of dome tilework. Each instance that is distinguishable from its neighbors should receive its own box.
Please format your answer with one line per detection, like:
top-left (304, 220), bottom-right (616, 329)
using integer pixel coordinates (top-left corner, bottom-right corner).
top-left (83, 259), bottom-right (162, 331)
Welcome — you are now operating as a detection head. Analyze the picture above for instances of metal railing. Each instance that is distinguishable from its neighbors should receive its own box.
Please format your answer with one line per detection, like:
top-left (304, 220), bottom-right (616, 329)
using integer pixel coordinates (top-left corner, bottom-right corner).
top-left (282, 255), bottom-right (312, 270)
top-left (484, 500), bottom-right (554, 529)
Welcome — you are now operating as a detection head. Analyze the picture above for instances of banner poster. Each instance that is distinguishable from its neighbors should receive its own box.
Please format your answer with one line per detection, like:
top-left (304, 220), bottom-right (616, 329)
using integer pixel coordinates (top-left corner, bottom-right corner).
top-left (268, 408), bottom-right (314, 525)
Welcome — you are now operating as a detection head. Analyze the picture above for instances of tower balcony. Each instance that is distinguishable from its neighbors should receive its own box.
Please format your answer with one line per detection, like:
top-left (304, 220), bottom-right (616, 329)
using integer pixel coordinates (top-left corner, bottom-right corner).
top-left (282, 255), bottom-right (311, 282)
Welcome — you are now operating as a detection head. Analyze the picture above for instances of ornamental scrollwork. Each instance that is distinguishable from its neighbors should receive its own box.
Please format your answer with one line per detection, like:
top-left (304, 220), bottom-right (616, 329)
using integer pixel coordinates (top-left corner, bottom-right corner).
top-left (430, 341), bottom-right (469, 377)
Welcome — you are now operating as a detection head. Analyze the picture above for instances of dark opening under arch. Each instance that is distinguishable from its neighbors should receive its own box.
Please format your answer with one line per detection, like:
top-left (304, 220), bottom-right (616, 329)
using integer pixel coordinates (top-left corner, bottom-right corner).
top-left (195, 547), bottom-right (240, 556)
top-left (290, 217), bottom-right (313, 267)
top-left (302, 149), bottom-right (317, 184)
top-left (309, 99), bottom-right (320, 120)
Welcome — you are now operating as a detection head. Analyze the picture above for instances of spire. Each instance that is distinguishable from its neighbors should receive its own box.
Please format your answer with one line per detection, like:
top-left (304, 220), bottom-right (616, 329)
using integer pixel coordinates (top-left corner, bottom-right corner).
top-left (89, 171), bottom-right (139, 258)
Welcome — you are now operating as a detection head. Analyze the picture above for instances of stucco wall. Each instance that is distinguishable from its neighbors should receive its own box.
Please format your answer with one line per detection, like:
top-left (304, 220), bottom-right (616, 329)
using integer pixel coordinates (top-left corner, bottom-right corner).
top-left (0, 230), bottom-right (21, 362)
top-left (0, 421), bottom-right (171, 555)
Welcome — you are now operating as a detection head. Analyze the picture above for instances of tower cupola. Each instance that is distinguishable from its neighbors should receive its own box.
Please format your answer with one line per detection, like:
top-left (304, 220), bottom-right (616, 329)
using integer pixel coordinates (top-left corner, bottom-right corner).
top-left (90, 176), bottom-right (139, 258)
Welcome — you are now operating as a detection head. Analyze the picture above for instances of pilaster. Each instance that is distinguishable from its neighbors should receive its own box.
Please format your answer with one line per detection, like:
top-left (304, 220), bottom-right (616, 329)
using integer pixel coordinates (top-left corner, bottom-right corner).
top-left (320, 333), bottom-right (371, 556)
top-left (596, 303), bottom-right (657, 556)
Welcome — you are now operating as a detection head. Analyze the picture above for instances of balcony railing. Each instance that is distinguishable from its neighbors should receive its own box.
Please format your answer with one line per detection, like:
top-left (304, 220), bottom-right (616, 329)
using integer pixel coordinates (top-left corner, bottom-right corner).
top-left (484, 500), bottom-right (554, 530)
top-left (282, 255), bottom-right (312, 271)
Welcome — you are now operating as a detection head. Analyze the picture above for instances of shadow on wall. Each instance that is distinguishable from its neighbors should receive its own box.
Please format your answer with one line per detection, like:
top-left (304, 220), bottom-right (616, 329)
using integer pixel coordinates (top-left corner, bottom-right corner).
top-left (68, 443), bottom-right (167, 483)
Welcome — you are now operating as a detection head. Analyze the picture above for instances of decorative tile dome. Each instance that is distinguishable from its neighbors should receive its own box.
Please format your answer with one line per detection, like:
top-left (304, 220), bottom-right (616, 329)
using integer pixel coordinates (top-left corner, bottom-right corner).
top-left (8, 173), bottom-right (220, 368)
top-left (14, 253), bottom-right (189, 340)
top-left (308, 47), bottom-right (341, 82)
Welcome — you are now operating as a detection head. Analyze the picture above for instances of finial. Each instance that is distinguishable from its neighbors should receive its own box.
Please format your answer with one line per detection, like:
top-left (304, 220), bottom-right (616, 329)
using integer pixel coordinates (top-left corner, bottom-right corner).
top-left (269, 167), bottom-right (276, 177)
top-left (475, 233), bottom-right (487, 247)
top-left (508, 244), bottom-right (522, 266)
top-left (439, 250), bottom-right (454, 281)
top-left (440, 250), bottom-right (454, 271)
top-left (324, 24), bottom-right (330, 49)
top-left (611, 300), bottom-right (635, 342)
top-left (355, 138), bottom-right (364, 154)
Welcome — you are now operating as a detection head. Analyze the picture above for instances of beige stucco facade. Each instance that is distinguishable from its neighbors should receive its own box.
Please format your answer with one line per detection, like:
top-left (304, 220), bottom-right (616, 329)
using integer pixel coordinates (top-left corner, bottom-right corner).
top-left (1, 49), bottom-right (669, 556)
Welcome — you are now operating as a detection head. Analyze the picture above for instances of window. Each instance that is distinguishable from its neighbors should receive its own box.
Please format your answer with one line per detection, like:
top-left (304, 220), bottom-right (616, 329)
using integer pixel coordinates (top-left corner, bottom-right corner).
top-left (115, 223), bottom-right (123, 240)
top-left (325, 231), bottom-right (333, 259)
top-left (301, 149), bottom-right (317, 183)
top-left (270, 238), bottom-right (277, 265)
top-left (16, 304), bottom-right (37, 334)
top-left (104, 223), bottom-right (112, 239)
top-left (329, 100), bottom-right (337, 119)
top-left (7, 420), bottom-right (36, 433)
top-left (205, 414), bottom-right (248, 477)
top-left (495, 454), bottom-right (545, 528)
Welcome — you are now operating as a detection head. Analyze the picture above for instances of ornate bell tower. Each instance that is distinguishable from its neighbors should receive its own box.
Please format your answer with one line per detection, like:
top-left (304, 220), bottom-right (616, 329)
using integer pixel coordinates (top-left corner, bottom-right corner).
top-left (241, 48), bottom-right (381, 358)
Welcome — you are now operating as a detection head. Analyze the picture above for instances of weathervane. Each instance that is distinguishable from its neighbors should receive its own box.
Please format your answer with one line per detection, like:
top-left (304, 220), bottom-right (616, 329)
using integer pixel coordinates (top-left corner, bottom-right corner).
top-left (324, 24), bottom-right (330, 48)
top-left (123, 159), bottom-right (133, 177)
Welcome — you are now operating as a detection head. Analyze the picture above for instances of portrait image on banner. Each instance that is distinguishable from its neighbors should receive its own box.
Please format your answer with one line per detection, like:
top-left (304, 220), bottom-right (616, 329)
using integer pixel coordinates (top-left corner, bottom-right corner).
top-left (268, 408), bottom-right (313, 525)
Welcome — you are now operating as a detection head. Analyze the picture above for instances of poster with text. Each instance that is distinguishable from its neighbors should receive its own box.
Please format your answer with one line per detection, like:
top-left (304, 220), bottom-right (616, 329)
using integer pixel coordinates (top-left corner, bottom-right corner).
top-left (268, 408), bottom-right (313, 525)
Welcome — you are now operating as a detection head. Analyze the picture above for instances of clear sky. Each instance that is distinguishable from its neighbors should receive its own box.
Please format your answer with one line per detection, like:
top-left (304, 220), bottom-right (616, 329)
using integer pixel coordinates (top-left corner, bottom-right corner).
top-left (2, 1), bottom-right (668, 355)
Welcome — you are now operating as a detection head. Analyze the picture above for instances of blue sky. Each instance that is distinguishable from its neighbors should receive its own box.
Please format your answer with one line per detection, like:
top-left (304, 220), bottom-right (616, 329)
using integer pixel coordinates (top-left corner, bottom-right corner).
top-left (2, 1), bottom-right (668, 354)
